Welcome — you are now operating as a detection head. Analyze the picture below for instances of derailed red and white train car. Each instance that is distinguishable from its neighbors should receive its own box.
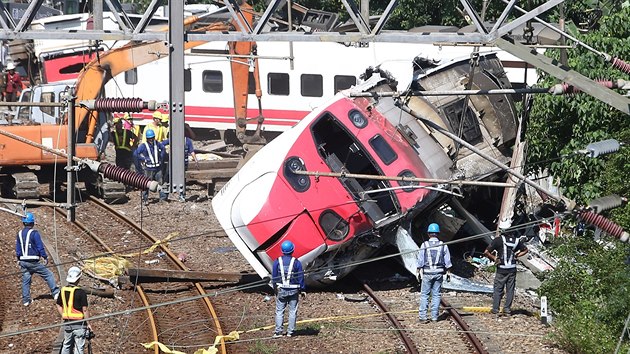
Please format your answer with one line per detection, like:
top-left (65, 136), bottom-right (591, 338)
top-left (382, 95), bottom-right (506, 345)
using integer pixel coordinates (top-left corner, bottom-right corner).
top-left (212, 53), bottom-right (518, 287)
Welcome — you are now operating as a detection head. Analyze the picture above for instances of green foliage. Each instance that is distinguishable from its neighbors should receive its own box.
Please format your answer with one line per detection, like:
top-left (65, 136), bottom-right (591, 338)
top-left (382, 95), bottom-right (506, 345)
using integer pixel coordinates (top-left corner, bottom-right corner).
top-left (526, 6), bottom-right (630, 211)
top-left (538, 236), bottom-right (630, 353)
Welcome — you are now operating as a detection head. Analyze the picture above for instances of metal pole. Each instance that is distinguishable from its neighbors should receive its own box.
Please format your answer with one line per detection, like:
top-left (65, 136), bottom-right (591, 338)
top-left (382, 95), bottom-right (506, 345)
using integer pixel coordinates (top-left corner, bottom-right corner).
top-left (291, 170), bottom-right (514, 187)
top-left (66, 95), bottom-right (76, 222)
top-left (169, 0), bottom-right (186, 200)
top-left (93, 0), bottom-right (103, 31)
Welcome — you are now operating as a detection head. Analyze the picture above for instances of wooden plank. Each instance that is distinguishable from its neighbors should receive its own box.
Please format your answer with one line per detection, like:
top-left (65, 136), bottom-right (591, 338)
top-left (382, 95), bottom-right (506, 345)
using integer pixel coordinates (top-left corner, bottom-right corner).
top-left (125, 268), bottom-right (260, 283)
top-left (194, 158), bottom-right (241, 170)
top-left (186, 168), bottom-right (238, 180)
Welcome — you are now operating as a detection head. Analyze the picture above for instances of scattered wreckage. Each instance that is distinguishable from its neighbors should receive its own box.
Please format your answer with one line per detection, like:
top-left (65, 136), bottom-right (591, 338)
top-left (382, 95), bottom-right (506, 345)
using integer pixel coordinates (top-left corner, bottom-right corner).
top-left (214, 53), bottom-right (529, 288)
top-left (212, 48), bottom-right (629, 290)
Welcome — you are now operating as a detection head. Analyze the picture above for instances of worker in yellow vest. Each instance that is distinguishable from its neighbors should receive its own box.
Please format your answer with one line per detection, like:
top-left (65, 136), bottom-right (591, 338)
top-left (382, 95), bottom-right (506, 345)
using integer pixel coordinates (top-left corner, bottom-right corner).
top-left (142, 111), bottom-right (167, 142)
top-left (56, 267), bottom-right (93, 354)
top-left (111, 113), bottom-right (137, 170)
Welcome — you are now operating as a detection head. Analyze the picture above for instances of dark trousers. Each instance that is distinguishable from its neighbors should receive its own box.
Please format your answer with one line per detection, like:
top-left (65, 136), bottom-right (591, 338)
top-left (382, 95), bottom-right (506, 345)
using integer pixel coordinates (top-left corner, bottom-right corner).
top-left (115, 149), bottom-right (133, 170)
top-left (492, 271), bottom-right (516, 313)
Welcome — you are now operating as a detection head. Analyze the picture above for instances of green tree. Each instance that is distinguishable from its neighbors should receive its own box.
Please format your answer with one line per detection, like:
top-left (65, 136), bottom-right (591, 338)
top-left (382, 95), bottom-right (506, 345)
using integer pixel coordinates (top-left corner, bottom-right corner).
top-left (528, 6), bottom-right (630, 353)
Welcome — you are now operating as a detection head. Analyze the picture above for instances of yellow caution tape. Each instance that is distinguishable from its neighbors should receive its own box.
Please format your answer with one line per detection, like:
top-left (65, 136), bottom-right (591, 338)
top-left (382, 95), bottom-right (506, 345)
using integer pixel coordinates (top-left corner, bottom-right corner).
top-left (122, 232), bottom-right (179, 258)
top-left (141, 341), bottom-right (187, 354)
top-left (193, 331), bottom-right (240, 354)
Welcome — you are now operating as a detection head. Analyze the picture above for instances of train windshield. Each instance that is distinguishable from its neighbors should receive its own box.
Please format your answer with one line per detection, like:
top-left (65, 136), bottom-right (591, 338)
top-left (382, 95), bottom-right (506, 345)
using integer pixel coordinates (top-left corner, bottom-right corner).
top-left (311, 113), bottom-right (398, 223)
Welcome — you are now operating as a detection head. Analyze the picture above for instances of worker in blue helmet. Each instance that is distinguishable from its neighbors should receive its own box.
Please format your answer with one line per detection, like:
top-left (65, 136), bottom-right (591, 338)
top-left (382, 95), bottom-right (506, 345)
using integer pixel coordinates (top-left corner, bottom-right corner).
top-left (133, 128), bottom-right (168, 205)
top-left (15, 212), bottom-right (60, 306)
top-left (416, 222), bottom-right (452, 323)
top-left (271, 240), bottom-right (305, 338)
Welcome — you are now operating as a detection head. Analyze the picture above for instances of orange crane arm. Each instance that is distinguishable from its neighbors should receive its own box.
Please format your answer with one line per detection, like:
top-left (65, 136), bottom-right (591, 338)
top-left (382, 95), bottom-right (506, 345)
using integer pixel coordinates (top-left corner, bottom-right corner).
top-left (229, 3), bottom-right (265, 144)
top-left (76, 18), bottom-right (230, 143)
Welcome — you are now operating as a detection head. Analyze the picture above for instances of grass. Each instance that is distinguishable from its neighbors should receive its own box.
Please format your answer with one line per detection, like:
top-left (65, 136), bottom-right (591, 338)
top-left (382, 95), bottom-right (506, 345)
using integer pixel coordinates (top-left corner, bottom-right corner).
top-left (247, 340), bottom-right (278, 354)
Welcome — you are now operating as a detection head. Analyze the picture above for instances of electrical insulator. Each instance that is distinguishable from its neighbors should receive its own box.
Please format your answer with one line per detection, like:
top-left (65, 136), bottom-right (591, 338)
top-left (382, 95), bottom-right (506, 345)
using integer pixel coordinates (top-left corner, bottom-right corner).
top-left (579, 210), bottom-right (629, 242)
top-left (80, 98), bottom-right (158, 112)
top-left (611, 57), bottom-right (630, 75)
top-left (588, 195), bottom-right (626, 213)
top-left (83, 160), bottom-right (158, 192)
top-left (584, 139), bottom-right (621, 158)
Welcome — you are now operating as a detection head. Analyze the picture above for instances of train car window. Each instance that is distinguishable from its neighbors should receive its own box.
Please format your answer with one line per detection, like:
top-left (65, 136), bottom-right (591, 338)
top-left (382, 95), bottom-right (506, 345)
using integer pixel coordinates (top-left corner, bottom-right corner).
top-left (334, 75), bottom-right (356, 92)
top-left (40, 92), bottom-right (55, 117)
top-left (397, 170), bottom-right (420, 192)
top-left (202, 70), bottom-right (223, 93)
top-left (301, 74), bottom-right (323, 97)
top-left (124, 68), bottom-right (138, 85)
top-left (268, 72), bottom-right (290, 95)
top-left (369, 134), bottom-right (397, 165)
top-left (319, 210), bottom-right (349, 241)
top-left (184, 69), bottom-right (191, 92)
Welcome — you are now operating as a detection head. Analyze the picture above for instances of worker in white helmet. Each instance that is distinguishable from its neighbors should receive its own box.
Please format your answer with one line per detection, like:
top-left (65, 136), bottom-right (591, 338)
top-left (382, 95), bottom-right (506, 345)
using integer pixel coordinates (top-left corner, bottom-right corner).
top-left (56, 266), bottom-right (93, 354)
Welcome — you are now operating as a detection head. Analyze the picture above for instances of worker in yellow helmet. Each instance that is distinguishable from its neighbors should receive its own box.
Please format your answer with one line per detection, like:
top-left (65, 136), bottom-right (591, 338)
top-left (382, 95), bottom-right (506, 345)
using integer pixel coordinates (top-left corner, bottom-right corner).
top-left (142, 111), bottom-right (167, 142)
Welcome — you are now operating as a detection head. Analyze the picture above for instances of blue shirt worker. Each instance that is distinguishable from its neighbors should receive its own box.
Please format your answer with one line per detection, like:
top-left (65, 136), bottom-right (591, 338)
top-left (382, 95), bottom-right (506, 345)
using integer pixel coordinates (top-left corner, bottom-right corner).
top-left (417, 223), bottom-right (452, 323)
top-left (272, 240), bottom-right (305, 338)
top-left (162, 137), bottom-right (198, 202)
top-left (133, 129), bottom-right (168, 204)
top-left (15, 212), bottom-right (60, 306)
top-left (484, 220), bottom-right (529, 316)
top-left (57, 267), bottom-right (93, 354)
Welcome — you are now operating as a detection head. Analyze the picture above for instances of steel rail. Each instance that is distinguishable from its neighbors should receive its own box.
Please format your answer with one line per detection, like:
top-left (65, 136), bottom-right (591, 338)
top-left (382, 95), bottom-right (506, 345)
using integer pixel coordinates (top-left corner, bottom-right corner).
top-left (441, 298), bottom-right (488, 354)
top-left (86, 195), bottom-right (227, 353)
top-left (362, 283), bottom-right (418, 354)
top-left (44, 198), bottom-right (161, 354)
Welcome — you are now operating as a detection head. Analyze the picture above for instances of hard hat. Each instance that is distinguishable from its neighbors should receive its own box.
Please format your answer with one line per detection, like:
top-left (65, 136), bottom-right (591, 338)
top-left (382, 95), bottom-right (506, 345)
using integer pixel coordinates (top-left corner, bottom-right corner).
top-left (427, 223), bottom-right (440, 233)
top-left (152, 111), bottom-right (162, 120)
top-left (281, 240), bottom-right (295, 254)
top-left (145, 129), bottom-right (156, 139)
top-left (22, 212), bottom-right (35, 224)
top-left (66, 266), bottom-right (82, 283)
top-left (6, 62), bottom-right (15, 70)
top-left (161, 114), bottom-right (169, 123)
top-left (122, 113), bottom-right (130, 120)
top-left (498, 220), bottom-right (512, 230)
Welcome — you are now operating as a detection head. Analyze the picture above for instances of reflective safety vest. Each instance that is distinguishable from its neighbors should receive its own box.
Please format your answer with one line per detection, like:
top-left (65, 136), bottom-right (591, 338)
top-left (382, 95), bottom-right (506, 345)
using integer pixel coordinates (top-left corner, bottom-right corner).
top-left (18, 229), bottom-right (39, 261)
top-left (276, 257), bottom-right (300, 289)
top-left (421, 240), bottom-right (447, 274)
top-left (498, 235), bottom-right (519, 270)
top-left (113, 125), bottom-right (133, 151)
top-left (61, 287), bottom-right (84, 320)
top-left (142, 142), bottom-right (161, 169)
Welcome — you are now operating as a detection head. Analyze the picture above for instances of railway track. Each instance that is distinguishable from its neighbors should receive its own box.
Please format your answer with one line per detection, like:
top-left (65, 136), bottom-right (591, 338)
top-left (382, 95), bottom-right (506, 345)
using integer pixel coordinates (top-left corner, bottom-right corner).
top-left (48, 196), bottom-right (227, 354)
top-left (361, 279), bottom-right (490, 353)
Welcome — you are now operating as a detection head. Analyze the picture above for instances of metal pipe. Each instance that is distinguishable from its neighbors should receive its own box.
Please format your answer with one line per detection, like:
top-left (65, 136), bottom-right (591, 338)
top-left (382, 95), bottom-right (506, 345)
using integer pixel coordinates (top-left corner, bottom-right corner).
top-left (0, 197), bottom-right (68, 208)
top-left (291, 170), bottom-right (515, 187)
top-left (2, 101), bottom-right (66, 107)
top-left (395, 101), bottom-right (566, 204)
top-left (66, 94), bottom-right (76, 222)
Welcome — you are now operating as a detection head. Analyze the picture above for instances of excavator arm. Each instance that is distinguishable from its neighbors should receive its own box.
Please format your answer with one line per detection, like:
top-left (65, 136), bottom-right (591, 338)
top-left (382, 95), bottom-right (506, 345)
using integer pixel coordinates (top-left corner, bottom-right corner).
top-left (229, 5), bottom-right (266, 144)
top-left (76, 3), bottom-right (264, 146)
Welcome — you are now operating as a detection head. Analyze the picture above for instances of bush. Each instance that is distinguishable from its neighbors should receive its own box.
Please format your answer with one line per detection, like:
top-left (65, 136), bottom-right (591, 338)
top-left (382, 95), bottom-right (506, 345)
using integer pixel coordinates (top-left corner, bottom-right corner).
top-left (538, 235), bottom-right (630, 353)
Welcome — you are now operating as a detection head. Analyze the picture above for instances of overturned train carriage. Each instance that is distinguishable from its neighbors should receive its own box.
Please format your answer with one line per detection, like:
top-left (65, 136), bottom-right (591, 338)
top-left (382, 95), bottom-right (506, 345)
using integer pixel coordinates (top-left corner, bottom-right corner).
top-left (212, 53), bottom-right (518, 287)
